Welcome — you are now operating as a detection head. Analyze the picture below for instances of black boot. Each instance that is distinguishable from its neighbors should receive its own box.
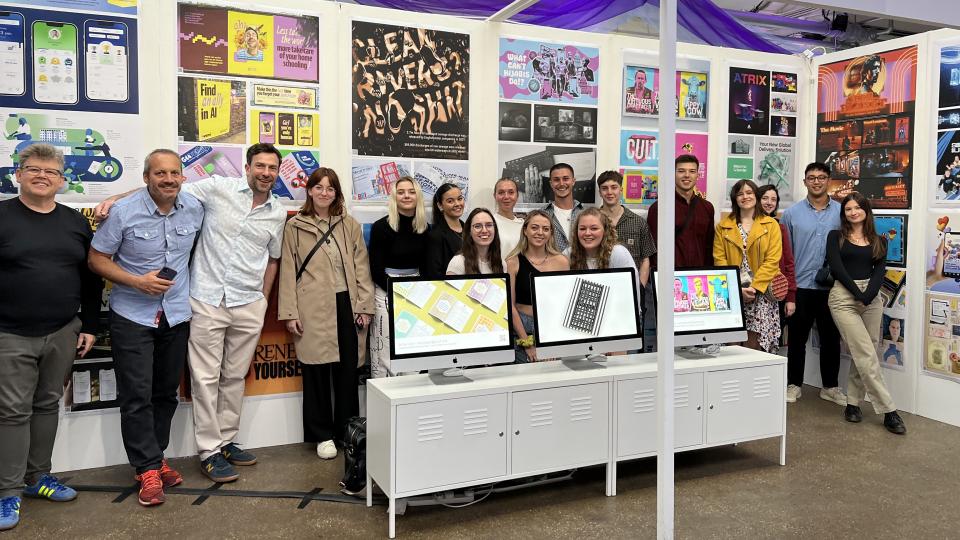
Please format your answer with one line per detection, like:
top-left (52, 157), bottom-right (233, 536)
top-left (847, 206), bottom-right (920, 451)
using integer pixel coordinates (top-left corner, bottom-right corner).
top-left (883, 411), bottom-right (906, 435)
top-left (844, 404), bottom-right (862, 423)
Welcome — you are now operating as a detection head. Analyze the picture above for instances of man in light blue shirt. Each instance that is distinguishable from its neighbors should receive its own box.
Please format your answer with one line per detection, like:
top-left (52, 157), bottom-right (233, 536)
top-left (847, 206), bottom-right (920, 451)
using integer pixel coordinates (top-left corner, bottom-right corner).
top-left (780, 162), bottom-right (843, 405)
top-left (89, 149), bottom-right (203, 506)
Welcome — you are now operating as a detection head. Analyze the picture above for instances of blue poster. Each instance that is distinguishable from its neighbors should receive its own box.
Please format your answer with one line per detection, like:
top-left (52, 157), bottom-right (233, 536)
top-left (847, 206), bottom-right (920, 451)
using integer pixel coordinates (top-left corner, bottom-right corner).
top-left (619, 129), bottom-right (659, 169)
top-left (498, 38), bottom-right (599, 105)
top-left (10, 1), bottom-right (137, 16)
top-left (874, 214), bottom-right (907, 267)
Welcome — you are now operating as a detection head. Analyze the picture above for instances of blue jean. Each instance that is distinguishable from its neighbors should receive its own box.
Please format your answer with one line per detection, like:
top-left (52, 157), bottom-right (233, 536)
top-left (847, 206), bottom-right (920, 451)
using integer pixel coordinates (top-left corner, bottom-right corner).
top-left (514, 311), bottom-right (535, 364)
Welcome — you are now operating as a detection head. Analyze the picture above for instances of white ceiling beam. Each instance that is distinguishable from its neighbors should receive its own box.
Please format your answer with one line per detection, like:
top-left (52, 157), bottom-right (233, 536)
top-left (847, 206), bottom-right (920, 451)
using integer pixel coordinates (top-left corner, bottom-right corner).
top-left (486, 0), bottom-right (541, 23)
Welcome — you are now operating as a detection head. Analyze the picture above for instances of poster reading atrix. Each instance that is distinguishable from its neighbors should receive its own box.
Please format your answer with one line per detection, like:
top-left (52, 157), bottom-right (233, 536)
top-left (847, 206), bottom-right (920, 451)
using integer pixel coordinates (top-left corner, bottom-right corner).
top-left (351, 21), bottom-right (469, 160)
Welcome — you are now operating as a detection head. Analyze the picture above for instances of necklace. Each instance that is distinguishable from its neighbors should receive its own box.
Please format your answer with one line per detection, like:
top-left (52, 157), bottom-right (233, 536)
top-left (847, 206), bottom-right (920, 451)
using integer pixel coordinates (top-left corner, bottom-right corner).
top-left (528, 252), bottom-right (549, 266)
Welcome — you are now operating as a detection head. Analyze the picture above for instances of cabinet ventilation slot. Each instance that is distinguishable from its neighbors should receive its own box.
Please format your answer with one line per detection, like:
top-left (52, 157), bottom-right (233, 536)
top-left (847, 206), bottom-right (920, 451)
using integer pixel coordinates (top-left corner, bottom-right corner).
top-left (720, 380), bottom-right (741, 403)
top-left (632, 388), bottom-right (655, 413)
top-left (463, 408), bottom-right (489, 437)
top-left (416, 413), bottom-right (443, 442)
top-left (752, 376), bottom-right (772, 399)
top-left (674, 384), bottom-right (689, 408)
top-left (570, 396), bottom-right (593, 422)
top-left (529, 400), bottom-right (554, 427)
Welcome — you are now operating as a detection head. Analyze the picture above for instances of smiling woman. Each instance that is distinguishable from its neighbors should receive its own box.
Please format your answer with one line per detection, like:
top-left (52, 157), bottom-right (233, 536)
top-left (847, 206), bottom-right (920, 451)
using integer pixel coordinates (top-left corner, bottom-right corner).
top-left (424, 183), bottom-right (465, 279)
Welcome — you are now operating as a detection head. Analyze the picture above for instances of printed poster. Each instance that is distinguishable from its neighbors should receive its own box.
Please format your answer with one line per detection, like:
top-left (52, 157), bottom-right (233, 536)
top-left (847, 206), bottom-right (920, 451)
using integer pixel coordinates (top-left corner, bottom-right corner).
top-left (178, 143), bottom-right (243, 182)
top-left (618, 130), bottom-right (707, 204)
top-left (177, 77), bottom-right (245, 144)
top-left (879, 270), bottom-right (906, 371)
top-left (352, 21), bottom-right (469, 160)
top-left (499, 38), bottom-right (599, 105)
top-left (13, 1), bottom-right (137, 15)
top-left (248, 108), bottom-right (317, 148)
top-left (874, 214), bottom-right (907, 267)
top-left (252, 83), bottom-right (317, 109)
top-left (816, 46), bottom-right (917, 209)
top-left (497, 144), bottom-right (596, 204)
top-left (245, 281), bottom-right (302, 397)
top-left (936, 46), bottom-right (960, 202)
top-left (623, 65), bottom-right (708, 120)
top-left (351, 158), bottom-right (412, 202)
top-left (178, 4), bottom-right (319, 83)
top-left (924, 292), bottom-right (960, 382)
top-left (729, 67), bottom-right (771, 135)
top-left (531, 104), bottom-right (596, 145)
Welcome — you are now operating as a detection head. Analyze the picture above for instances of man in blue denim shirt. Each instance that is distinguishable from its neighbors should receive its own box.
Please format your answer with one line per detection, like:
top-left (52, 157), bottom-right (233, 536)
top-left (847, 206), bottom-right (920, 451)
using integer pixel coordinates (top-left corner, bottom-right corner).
top-left (780, 162), bottom-right (843, 406)
top-left (88, 149), bottom-right (204, 507)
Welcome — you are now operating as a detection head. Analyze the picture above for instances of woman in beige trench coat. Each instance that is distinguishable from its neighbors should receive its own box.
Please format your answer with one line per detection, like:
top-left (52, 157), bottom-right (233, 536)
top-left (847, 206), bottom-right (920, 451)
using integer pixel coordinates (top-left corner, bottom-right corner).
top-left (279, 167), bottom-right (374, 460)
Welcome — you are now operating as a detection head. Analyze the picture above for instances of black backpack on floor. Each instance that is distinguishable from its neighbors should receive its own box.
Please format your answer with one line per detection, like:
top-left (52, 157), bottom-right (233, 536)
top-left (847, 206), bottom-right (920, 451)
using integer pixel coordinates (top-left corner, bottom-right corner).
top-left (340, 416), bottom-right (366, 496)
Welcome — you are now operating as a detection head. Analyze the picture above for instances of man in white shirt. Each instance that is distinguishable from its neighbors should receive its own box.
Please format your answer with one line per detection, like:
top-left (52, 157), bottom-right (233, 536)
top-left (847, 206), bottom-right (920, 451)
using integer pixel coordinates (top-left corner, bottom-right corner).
top-left (492, 177), bottom-right (524, 258)
top-left (541, 163), bottom-right (583, 252)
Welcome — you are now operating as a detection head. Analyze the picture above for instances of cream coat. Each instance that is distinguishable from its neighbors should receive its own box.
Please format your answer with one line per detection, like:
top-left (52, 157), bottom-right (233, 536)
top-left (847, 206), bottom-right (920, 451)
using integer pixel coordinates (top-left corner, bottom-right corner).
top-left (278, 213), bottom-right (375, 365)
top-left (713, 213), bottom-right (782, 294)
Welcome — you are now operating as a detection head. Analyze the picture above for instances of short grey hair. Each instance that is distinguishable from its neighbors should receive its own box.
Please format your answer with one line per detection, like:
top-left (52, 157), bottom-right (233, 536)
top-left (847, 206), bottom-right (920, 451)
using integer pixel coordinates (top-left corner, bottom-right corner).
top-left (142, 149), bottom-right (182, 176)
top-left (19, 143), bottom-right (64, 170)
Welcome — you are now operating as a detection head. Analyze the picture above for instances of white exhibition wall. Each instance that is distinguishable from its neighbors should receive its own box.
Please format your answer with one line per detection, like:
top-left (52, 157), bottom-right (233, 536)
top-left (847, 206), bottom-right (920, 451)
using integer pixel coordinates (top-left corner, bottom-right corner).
top-left (48, 0), bottom-right (960, 472)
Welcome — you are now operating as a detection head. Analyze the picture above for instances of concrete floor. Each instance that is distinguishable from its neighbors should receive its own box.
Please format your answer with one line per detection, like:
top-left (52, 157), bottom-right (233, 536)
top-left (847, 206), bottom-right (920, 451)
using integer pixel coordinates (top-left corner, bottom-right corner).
top-left (10, 384), bottom-right (959, 539)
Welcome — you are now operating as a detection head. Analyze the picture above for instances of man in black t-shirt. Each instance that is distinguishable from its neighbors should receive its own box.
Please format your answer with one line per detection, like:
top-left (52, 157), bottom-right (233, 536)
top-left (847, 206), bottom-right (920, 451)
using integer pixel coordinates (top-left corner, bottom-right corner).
top-left (0, 143), bottom-right (103, 531)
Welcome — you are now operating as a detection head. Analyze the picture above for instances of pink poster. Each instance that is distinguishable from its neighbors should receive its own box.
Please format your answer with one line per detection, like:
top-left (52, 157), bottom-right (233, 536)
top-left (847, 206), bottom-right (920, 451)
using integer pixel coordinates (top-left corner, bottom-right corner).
top-left (676, 132), bottom-right (708, 194)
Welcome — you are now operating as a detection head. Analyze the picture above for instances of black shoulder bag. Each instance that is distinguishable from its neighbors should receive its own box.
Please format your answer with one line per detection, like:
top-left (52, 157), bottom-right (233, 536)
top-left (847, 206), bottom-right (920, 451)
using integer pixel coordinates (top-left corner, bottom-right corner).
top-left (296, 217), bottom-right (343, 282)
top-left (814, 234), bottom-right (837, 288)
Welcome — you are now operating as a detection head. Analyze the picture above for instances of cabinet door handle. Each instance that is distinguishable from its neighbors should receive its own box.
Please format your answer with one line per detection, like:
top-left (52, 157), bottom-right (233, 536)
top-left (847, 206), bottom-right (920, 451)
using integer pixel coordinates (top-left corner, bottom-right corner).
top-left (515, 430), bottom-right (520, 435)
top-left (499, 432), bottom-right (504, 437)
top-left (709, 405), bottom-right (714, 410)
top-left (697, 406), bottom-right (701, 411)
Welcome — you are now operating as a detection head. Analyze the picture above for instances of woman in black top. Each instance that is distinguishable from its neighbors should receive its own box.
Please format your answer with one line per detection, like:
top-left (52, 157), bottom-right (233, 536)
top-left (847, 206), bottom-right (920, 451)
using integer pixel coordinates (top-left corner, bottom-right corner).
top-left (826, 192), bottom-right (905, 434)
top-left (424, 183), bottom-right (464, 278)
top-left (368, 176), bottom-right (429, 378)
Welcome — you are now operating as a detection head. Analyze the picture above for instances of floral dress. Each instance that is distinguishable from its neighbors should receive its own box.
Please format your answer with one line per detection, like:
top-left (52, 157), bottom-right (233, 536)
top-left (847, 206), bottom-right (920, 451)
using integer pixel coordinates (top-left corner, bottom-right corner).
top-left (739, 225), bottom-right (781, 353)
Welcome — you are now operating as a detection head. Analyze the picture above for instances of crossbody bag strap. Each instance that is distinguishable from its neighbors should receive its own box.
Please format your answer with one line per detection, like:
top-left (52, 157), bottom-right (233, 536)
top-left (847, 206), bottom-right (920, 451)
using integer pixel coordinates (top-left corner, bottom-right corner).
top-left (296, 217), bottom-right (342, 283)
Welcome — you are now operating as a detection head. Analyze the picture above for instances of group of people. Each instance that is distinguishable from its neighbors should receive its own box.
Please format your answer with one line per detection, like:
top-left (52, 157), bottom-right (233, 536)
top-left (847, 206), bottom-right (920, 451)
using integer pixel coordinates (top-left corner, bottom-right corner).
top-left (0, 142), bottom-right (905, 532)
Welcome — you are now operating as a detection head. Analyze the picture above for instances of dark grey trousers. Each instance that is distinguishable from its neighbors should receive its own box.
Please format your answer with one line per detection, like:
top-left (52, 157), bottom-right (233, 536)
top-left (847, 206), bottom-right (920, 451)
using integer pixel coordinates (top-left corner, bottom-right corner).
top-left (0, 318), bottom-right (80, 497)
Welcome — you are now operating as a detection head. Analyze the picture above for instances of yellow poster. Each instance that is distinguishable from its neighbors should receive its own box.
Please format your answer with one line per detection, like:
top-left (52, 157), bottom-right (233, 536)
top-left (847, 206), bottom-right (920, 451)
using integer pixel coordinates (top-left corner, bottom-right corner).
top-left (252, 84), bottom-right (317, 109)
top-left (227, 11), bottom-right (274, 78)
top-left (249, 108), bottom-right (318, 147)
top-left (195, 79), bottom-right (231, 141)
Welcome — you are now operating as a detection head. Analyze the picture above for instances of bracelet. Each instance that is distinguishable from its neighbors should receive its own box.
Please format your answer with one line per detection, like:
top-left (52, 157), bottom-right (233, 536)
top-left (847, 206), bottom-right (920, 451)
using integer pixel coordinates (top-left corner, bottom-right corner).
top-left (515, 335), bottom-right (535, 347)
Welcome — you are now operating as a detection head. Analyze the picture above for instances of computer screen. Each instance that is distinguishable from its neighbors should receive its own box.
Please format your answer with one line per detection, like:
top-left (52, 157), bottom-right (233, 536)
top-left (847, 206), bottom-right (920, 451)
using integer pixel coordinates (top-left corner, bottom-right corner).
top-left (387, 274), bottom-right (514, 372)
top-left (652, 266), bottom-right (748, 347)
top-left (531, 268), bottom-right (643, 358)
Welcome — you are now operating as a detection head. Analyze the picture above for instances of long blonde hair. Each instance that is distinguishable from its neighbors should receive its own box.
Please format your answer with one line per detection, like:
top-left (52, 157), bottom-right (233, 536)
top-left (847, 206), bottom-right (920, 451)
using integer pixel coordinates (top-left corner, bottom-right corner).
top-left (506, 210), bottom-right (561, 260)
top-left (569, 208), bottom-right (618, 270)
top-left (387, 176), bottom-right (427, 234)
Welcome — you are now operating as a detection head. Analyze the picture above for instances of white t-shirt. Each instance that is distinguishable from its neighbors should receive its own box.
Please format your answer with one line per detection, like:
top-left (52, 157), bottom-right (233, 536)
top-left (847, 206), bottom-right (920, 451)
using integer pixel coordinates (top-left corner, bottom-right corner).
top-left (553, 206), bottom-right (573, 241)
top-left (494, 212), bottom-right (524, 258)
top-left (446, 254), bottom-right (493, 275)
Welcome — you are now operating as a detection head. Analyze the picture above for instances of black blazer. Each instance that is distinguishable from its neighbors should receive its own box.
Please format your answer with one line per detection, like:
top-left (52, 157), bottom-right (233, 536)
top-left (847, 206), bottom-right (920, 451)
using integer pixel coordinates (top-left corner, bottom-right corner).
top-left (425, 219), bottom-right (464, 278)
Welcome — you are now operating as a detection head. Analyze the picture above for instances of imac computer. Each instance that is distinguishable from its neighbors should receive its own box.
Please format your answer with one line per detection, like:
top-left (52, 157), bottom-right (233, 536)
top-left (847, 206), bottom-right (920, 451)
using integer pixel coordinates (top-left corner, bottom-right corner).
top-left (530, 268), bottom-right (643, 361)
top-left (652, 265), bottom-right (748, 351)
top-left (387, 274), bottom-right (514, 375)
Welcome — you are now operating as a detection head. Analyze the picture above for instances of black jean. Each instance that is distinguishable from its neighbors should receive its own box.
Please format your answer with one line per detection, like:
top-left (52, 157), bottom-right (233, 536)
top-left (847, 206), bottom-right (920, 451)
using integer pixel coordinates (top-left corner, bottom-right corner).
top-left (786, 288), bottom-right (841, 388)
top-left (302, 291), bottom-right (359, 444)
top-left (110, 312), bottom-right (189, 474)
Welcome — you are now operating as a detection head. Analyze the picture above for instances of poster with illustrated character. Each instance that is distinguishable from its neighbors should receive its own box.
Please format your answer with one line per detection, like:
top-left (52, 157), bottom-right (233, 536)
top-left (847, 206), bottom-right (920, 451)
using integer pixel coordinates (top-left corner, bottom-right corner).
top-left (622, 65), bottom-right (708, 120)
top-left (924, 212), bottom-right (960, 381)
top-left (816, 46), bottom-right (917, 209)
top-left (618, 130), bottom-right (707, 202)
top-left (874, 214), bottom-right (907, 267)
top-left (351, 157), bottom-right (412, 202)
top-left (499, 38), bottom-right (599, 105)
top-left (878, 270), bottom-right (906, 371)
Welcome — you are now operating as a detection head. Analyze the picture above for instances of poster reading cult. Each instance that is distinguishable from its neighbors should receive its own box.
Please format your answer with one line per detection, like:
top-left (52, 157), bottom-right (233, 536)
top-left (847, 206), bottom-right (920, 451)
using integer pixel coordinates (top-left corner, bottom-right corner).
top-left (177, 3), bottom-right (321, 201)
top-left (351, 21), bottom-right (469, 202)
top-left (0, 2), bottom-right (143, 201)
top-left (816, 46), bottom-right (917, 209)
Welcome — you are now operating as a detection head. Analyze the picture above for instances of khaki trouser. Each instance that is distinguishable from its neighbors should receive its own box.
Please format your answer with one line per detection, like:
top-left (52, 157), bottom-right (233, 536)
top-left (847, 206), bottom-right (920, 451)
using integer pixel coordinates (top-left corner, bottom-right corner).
top-left (827, 280), bottom-right (896, 414)
top-left (188, 297), bottom-right (268, 460)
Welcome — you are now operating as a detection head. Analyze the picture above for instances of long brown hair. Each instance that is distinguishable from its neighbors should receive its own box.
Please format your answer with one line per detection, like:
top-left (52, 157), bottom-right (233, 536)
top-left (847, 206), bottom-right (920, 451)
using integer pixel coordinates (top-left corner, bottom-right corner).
top-left (840, 192), bottom-right (886, 261)
top-left (460, 208), bottom-right (503, 274)
top-left (729, 179), bottom-right (764, 223)
top-left (569, 208), bottom-right (618, 270)
top-left (299, 167), bottom-right (344, 217)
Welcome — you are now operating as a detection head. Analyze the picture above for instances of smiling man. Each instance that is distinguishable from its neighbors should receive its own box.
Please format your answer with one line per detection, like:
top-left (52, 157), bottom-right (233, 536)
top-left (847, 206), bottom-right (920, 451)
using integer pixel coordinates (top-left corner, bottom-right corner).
top-left (542, 162), bottom-right (583, 252)
top-left (646, 154), bottom-right (715, 268)
top-left (0, 144), bottom-right (103, 531)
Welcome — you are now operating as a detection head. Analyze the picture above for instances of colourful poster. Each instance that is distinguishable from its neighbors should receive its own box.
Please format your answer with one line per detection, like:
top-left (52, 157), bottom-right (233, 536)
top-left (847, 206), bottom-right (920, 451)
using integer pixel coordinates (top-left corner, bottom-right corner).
top-left (177, 77), bottom-right (245, 144)
top-left (178, 4), bottom-right (319, 83)
top-left (244, 283), bottom-right (302, 397)
top-left (879, 270), bottom-right (906, 371)
top-left (924, 292), bottom-right (960, 383)
top-left (352, 21), bottom-right (469, 160)
top-left (249, 108), bottom-right (317, 148)
top-left (816, 46), bottom-right (917, 209)
top-left (351, 158), bottom-right (412, 202)
top-left (618, 130), bottom-right (707, 195)
top-left (874, 214), bottom-right (907, 267)
top-left (623, 65), bottom-right (708, 120)
top-left (728, 67), bottom-right (771, 135)
top-left (754, 136), bottom-right (796, 203)
top-left (195, 78), bottom-right (231, 141)
top-left (413, 161), bottom-right (469, 200)
top-left (252, 84), bottom-right (317, 109)
top-left (498, 38), bottom-right (599, 105)
top-left (178, 144), bottom-right (243, 183)
top-left (617, 169), bottom-right (657, 205)
top-left (16, 0), bottom-right (137, 15)
top-left (274, 150), bottom-right (318, 200)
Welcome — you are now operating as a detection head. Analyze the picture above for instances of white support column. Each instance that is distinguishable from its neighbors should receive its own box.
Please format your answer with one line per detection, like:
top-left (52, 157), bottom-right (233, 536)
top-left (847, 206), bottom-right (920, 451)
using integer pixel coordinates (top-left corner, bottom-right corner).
top-left (656, 0), bottom-right (677, 539)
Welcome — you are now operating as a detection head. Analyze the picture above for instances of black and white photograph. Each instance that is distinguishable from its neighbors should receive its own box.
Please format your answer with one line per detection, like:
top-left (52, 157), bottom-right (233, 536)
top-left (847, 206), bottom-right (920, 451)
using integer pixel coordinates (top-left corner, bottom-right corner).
top-left (499, 102), bottom-right (533, 142)
top-left (532, 104), bottom-right (598, 145)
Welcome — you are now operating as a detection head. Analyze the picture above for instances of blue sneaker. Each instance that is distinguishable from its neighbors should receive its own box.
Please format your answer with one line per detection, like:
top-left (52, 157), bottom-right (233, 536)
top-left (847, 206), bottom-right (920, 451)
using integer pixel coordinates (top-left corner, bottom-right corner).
top-left (200, 453), bottom-right (239, 483)
top-left (23, 474), bottom-right (77, 502)
top-left (0, 496), bottom-right (20, 531)
top-left (221, 443), bottom-right (257, 466)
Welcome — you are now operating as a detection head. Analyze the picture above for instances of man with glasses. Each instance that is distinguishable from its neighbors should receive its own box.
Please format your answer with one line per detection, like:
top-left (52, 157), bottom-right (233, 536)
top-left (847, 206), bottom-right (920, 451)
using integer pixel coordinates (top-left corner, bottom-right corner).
top-left (781, 162), bottom-right (844, 405)
top-left (96, 143), bottom-right (286, 483)
top-left (88, 149), bottom-right (204, 506)
top-left (0, 144), bottom-right (103, 530)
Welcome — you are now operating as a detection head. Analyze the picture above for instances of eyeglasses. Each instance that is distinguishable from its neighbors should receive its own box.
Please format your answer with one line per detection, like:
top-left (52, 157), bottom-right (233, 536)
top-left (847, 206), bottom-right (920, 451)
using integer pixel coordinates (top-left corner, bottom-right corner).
top-left (313, 186), bottom-right (336, 195)
top-left (805, 175), bottom-right (829, 183)
top-left (21, 166), bottom-right (63, 178)
top-left (471, 222), bottom-right (495, 231)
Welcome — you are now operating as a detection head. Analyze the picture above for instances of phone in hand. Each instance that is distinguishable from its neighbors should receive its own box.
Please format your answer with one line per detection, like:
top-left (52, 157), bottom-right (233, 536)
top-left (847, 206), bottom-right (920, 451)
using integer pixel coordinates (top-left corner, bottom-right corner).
top-left (157, 267), bottom-right (178, 281)
top-left (944, 232), bottom-right (960, 279)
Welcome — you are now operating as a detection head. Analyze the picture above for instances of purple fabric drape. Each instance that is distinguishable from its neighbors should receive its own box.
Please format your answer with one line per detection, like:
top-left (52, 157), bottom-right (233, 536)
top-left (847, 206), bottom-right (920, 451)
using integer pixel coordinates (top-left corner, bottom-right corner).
top-left (350, 0), bottom-right (788, 53)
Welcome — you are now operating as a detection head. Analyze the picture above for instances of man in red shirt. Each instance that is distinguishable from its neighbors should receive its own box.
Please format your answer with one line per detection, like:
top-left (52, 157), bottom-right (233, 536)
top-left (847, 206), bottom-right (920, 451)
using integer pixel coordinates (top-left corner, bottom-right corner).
top-left (646, 154), bottom-right (715, 268)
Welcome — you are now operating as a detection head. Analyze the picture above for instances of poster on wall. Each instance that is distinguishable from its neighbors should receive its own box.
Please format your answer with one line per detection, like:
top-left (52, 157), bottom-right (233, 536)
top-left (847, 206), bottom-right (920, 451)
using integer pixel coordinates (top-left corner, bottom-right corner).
top-left (179, 144), bottom-right (243, 182)
top-left (498, 102), bottom-right (532, 142)
top-left (531, 104), bottom-right (596, 145)
top-left (618, 129), bottom-right (707, 204)
top-left (728, 67), bottom-right (771, 135)
top-left (724, 136), bottom-right (796, 205)
top-left (351, 157), bottom-right (412, 201)
top-left (935, 46), bottom-right (960, 202)
top-left (622, 65), bottom-right (708, 120)
top-left (499, 38), bottom-right (599, 105)
top-left (497, 144), bottom-right (596, 204)
top-left (177, 77), bottom-right (246, 144)
top-left (248, 109), bottom-right (318, 148)
top-left (924, 292), bottom-right (960, 382)
top-left (926, 213), bottom-right (960, 296)
top-left (816, 46), bottom-right (917, 209)
top-left (245, 284), bottom-right (302, 397)
top-left (351, 20), bottom-right (469, 161)
top-left (178, 4), bottom-right (319, 83)
top-left (21, 0), bottom-right (138, 15)
top-left (874, 214), bottom-right (907, 267)
top-left (879, 270), bottom-right (906, 371)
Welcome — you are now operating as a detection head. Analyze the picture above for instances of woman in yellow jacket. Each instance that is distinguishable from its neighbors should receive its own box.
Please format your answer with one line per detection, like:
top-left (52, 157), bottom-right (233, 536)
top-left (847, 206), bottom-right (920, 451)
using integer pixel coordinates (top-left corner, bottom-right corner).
top-left (713, 179), bottom-right (783, 352)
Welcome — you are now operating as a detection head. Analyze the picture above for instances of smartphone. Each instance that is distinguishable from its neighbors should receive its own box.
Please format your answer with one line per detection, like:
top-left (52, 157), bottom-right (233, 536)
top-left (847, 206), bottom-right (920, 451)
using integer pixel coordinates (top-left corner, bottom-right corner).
top-left (944, 232), bottom-right (960, 279)
top-left (0, 11), bottom-right (25, 96)
top-left (277, 113), bottom-right (294, 145)
top-left (297, 114), bottom-right (313, 146)
top-left (32, 20), bottom-right (78, 104)
top-left (258, 112), bottom-right (275, 144)
top-left (84, 19), bottom-right (128, 102)
top-left (157, 267), bottom-right (178, 281)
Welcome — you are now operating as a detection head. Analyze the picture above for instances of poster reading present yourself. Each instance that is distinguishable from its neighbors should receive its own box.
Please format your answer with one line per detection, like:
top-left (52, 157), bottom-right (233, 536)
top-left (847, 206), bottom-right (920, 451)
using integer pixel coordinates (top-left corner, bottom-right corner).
top-left (622, 65), bottom-right (708, 120)
top-left (816, 46), bottom-right (917, 209)
top-left (499, 38), bottom-right (599, 105)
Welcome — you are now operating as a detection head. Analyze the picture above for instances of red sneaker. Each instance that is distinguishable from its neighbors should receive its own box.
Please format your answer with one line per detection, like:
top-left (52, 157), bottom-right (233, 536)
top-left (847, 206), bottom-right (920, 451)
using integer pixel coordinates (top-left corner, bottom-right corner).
top-left (135, 470), bottom-right (165, 506)
top-left (159, 459), bottom-right (182, 488)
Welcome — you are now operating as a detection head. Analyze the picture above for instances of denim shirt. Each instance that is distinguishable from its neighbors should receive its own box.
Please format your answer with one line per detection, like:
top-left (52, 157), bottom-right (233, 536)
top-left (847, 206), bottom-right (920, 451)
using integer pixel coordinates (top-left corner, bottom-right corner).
top-left (91, 189), bottom-right (204, 327)
top-left (780, 197), bottom-right (841, 290)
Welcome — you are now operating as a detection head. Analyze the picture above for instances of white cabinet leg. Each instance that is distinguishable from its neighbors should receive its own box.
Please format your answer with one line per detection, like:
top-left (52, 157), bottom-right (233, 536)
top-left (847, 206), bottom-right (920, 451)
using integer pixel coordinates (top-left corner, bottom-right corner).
top-left (366, 473), bottom-right (373, 507)
top-left (389, 496), bottom-right (396, 538)
top-left (779, 434), bottom-right (786, 466)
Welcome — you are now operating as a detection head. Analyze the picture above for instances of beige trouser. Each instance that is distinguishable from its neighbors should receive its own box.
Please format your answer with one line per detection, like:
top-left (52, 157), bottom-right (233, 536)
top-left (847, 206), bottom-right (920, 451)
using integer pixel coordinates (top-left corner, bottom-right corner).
top-left (827, 280), bottom-right (896, 414)
top-left (188, 297), bottom-right (268, 460)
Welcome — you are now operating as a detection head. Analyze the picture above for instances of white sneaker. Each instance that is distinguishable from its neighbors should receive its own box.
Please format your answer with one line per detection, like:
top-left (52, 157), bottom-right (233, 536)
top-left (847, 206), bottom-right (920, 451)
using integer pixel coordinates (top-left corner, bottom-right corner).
top-left (317, 440), bottom-right (337, 460)
top-left (819, 386), bottom-right (847, 406)
top-left (786, 384), bottom-right (802, 403)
